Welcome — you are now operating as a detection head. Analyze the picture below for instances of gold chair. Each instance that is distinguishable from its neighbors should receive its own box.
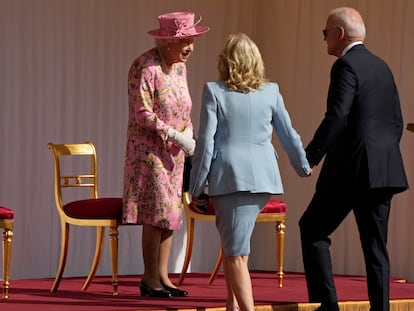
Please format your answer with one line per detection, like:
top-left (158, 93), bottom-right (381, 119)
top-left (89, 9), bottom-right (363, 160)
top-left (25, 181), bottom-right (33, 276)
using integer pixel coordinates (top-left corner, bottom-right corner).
top-left (178, 191), bottom-right (287, 287)
top-left (0, 206), bottom-right (14, 299)
top-left (177, 191), bottom-right (216, 285)
top-left (48, 142), bottom-right (123, 295)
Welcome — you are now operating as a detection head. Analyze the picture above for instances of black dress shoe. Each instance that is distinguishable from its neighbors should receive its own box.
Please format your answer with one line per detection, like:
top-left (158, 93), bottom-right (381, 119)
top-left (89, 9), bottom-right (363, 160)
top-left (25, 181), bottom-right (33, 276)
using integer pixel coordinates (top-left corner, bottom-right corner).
top-left (139, 281), bottom-right (172, 298)
top-left (161, 282), bottom-right (188, 297)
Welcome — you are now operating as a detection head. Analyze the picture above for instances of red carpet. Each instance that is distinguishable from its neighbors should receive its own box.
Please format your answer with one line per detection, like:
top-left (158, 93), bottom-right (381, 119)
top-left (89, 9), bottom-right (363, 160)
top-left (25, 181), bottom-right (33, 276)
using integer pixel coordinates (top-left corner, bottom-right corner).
top-left (1, 271), bottom-right (414, 311)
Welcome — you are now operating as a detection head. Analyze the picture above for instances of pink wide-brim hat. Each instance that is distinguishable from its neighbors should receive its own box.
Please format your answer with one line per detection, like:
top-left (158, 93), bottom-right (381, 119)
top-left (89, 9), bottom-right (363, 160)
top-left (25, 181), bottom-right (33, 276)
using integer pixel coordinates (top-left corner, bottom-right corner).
top-left (148, 11), bottom-right (209, 39)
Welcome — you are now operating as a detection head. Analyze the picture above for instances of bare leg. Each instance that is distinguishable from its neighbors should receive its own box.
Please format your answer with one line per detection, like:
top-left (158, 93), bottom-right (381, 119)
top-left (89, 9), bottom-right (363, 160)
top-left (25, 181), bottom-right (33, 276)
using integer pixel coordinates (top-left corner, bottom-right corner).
top-left (141, 224), bottom-right (163, 289)
top-left (223, 252), bottom-right (241, 310)
top-left (224, 254), bottom-right (254, 311)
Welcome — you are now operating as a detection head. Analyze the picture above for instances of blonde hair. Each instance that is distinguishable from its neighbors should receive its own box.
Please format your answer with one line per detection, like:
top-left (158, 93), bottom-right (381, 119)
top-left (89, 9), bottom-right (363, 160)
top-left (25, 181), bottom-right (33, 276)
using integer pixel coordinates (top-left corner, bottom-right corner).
top-left (218, 33), bottom-right (267, 93)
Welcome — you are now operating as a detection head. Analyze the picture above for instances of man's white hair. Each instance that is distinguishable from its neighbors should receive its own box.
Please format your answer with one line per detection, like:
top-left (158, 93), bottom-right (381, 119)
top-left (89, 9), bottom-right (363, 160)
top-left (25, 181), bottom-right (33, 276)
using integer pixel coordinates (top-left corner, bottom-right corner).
top-left (330, 7), bottom-right (366, 39)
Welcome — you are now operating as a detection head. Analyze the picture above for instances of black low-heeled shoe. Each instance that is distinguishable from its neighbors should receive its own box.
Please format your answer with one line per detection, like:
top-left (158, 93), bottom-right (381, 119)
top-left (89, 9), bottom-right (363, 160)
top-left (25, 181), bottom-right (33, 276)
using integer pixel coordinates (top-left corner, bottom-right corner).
top-left (161, 282), bottom-right (188, 297)
top-left (139, 281), bottom-right (172, 298)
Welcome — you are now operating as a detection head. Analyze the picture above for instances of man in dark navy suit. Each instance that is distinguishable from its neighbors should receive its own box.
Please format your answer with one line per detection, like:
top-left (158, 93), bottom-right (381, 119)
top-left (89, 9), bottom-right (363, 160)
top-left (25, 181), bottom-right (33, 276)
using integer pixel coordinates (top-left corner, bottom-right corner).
top-left (299, 7), bottom-right (408, 311)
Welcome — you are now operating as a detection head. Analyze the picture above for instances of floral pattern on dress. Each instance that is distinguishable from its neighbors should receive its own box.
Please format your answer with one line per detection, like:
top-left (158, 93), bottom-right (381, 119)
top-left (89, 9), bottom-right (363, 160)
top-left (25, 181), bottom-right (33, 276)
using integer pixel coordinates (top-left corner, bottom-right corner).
top-left (122, 48), bottom-right (193, 230)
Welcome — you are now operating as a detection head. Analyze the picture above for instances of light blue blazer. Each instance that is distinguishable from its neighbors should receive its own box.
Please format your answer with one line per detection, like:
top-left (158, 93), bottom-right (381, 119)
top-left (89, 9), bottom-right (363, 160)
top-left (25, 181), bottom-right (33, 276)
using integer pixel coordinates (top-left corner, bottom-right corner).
top-left (189, 81), bottom-right (310, 197)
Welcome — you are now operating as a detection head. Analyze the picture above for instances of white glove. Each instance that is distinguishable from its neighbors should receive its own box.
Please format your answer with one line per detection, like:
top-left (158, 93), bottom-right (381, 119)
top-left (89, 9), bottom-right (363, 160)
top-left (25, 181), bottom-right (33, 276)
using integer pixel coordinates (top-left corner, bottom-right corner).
top-left (167, 128), bottom-right (195, 156)
top-left (182, 127), bottom-right (193, 139)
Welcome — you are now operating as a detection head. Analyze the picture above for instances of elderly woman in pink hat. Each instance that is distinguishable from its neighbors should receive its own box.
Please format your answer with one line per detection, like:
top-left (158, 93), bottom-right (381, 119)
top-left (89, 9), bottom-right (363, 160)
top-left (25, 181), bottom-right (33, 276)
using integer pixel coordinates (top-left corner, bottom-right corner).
top-left (122, 12), bottom-right (209, 298)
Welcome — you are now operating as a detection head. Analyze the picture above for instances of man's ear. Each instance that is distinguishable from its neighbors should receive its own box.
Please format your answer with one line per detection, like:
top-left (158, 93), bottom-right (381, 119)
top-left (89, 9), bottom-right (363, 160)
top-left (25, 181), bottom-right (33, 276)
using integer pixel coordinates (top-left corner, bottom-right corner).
top-left (337, 26), bottom-right (345, 40)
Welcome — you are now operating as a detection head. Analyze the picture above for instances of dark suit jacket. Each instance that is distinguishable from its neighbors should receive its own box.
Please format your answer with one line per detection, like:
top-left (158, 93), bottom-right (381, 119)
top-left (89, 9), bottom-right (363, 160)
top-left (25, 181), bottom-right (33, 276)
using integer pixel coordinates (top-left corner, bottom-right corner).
top-left (306, 44), bottom-right (408, 194)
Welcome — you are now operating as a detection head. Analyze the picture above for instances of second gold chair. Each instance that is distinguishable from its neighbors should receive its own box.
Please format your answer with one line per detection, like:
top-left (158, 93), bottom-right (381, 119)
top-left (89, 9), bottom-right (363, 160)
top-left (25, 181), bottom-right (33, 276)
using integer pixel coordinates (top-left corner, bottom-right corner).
top-left (48, 142), bottom-right (123, 295)
top-left (178, 191), bottom-right (287, 287)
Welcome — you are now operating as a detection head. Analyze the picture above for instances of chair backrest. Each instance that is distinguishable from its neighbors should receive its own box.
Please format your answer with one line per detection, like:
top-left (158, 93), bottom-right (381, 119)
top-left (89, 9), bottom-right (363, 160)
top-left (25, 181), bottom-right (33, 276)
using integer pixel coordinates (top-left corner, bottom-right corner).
top-left (47, 142), bottom-right (99, 215)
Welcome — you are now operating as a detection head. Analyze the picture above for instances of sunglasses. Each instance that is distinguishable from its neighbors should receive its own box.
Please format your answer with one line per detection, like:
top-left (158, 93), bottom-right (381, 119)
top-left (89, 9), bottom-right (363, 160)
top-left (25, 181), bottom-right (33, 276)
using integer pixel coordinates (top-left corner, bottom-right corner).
top-left (322, 26), bottom-right (339, 38)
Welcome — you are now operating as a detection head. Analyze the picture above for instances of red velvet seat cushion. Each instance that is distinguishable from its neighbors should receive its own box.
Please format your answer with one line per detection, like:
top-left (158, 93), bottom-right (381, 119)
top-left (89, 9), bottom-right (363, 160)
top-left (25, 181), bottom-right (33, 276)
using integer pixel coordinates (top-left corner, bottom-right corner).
top-left (189, 197), bottom-right (286, 215)
top-left (63, 198), bottom-right (123, 219)
top-left (262, 199), bottom-right (287, 213)
top-left (0, 206), bottom-right (14, 219)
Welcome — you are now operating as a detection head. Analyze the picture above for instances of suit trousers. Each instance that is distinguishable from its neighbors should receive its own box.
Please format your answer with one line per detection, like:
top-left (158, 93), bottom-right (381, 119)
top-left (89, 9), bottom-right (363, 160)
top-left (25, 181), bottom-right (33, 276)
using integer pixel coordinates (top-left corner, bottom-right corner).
top-left (299, 188), bottom-right (393, 311)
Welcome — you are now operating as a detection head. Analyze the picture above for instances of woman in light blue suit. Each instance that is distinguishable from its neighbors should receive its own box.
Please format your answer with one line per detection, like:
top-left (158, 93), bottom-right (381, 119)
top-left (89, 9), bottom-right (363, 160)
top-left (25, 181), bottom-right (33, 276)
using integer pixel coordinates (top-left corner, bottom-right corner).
top-left (189, 33), bottom-right (311, 311)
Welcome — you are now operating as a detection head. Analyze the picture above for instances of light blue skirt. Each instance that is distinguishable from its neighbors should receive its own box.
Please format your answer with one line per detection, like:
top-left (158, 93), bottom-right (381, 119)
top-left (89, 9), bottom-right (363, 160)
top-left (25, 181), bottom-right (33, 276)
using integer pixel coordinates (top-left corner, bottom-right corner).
top-left (213, 192), bottom-right (271, 256)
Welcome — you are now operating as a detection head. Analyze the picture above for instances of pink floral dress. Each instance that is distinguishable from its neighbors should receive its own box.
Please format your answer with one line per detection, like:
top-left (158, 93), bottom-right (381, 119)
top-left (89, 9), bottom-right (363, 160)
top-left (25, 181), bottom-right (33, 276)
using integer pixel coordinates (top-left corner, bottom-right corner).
top-left (122, 48), bottom-right (193, 230)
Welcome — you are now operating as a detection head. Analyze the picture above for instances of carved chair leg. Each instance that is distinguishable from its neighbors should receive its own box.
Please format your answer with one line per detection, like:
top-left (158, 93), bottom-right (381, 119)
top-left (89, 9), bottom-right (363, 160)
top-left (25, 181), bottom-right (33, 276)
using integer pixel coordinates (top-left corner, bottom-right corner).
top-left (208, 247), bottom-right (223, 284)
top-left (2, 227), bottom-right (13, 300)
top-left (276, 220), bottom-right (285, 288)
top-left (109, 226), bottom-right (119, 296)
